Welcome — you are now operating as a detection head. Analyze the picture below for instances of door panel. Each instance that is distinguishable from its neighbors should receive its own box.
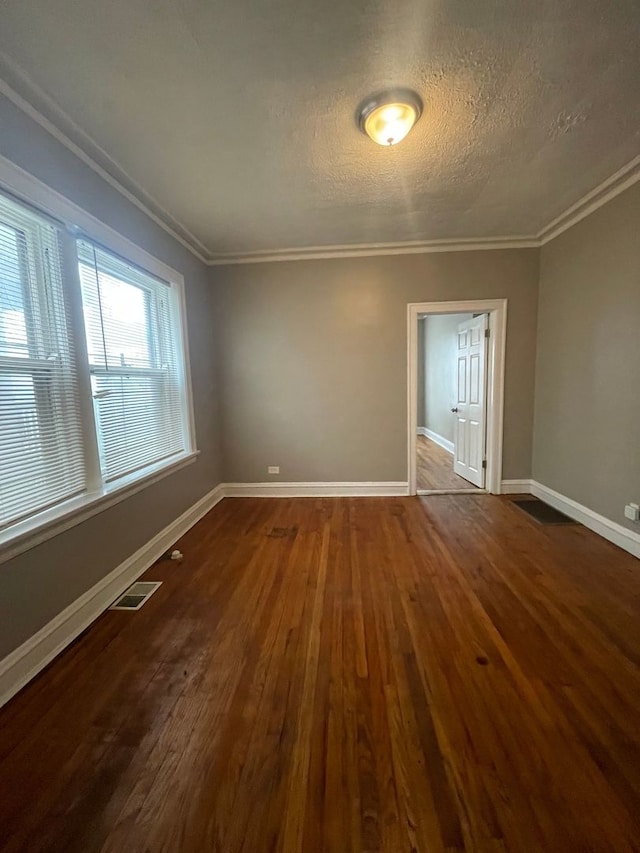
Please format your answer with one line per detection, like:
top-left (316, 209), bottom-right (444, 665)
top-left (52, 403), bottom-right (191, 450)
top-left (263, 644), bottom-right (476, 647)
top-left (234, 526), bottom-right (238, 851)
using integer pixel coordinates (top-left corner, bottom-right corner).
top-left (470, 353), bottom-right (480, 404)
top-left (454, 417), bottom-right (467, 465)
top-left (457, 358), bottom-right (467, 402)
top-left (453, 314), bottom-right (488, 487)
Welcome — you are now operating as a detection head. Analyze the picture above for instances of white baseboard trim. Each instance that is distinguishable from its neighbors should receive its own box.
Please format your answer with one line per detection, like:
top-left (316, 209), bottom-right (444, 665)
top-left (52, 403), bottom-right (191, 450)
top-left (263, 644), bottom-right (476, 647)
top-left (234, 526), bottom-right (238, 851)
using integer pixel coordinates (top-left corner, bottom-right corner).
top-left (224, 482), bottom-right (409, 498)
top-left (530, 481), bottom-right (640, 560)
top-left (500, 479), bottom-right (533, 494)
top-left (422, 429), bottom-right (454, 455)
top-left (0, 484), bottom-right (225, 709)
top-left (416, 426), bottom-right (427, 436)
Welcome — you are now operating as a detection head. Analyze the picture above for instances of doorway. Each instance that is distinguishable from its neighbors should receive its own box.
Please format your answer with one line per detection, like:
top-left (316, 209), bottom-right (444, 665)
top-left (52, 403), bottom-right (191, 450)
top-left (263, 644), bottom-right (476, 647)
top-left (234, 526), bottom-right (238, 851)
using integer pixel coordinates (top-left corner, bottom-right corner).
top-left (407, 300), bottom-right (507, 496)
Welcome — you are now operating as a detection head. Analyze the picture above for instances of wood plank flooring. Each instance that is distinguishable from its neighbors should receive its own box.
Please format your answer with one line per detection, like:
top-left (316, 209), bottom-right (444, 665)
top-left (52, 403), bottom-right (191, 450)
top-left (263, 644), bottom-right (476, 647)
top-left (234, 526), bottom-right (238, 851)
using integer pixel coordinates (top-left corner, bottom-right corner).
top-left (416, 435), bottom-right (476, 490)
top-left (1, 495), bottom-right (640, 852)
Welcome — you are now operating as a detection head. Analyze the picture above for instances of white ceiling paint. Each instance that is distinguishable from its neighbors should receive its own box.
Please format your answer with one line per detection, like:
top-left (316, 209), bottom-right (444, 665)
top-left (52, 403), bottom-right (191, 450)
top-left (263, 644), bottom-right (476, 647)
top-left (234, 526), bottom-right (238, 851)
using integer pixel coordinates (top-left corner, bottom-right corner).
top-left (0, 0), bottom-right (638, 261)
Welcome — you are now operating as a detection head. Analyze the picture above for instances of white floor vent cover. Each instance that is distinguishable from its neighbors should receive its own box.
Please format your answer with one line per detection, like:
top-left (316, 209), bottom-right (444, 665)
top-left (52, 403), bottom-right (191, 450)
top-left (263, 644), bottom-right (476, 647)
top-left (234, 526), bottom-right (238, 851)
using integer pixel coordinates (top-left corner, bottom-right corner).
top-left (110, 581), bottom-right (162, 611)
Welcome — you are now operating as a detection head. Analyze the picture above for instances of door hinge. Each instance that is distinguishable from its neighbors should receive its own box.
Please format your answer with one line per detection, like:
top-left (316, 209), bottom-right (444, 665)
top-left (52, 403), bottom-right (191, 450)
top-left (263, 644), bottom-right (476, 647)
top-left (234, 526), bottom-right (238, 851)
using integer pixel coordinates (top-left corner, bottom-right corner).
top-left (482, 459), bottom-right (487, 469)
top-left (484, 328), bottom-right (490, 338)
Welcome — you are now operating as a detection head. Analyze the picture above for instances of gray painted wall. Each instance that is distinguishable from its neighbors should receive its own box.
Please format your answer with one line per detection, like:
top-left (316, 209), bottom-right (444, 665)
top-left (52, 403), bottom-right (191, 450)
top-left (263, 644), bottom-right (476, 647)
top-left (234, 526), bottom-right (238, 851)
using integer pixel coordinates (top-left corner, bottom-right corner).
top-left (0, 94), bottom-right (222, 658)
top-left (213, 249), bottom-right (539, 483)
top-left (423, 313), bottom-right (472, 443)
top-left (533, 181), bottom-right (640, 532)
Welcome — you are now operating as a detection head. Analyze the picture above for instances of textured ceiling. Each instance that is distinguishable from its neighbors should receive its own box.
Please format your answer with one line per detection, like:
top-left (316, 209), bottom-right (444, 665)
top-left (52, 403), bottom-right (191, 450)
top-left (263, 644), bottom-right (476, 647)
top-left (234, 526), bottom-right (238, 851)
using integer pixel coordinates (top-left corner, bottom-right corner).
top-left (0, 0), bottom-right (639, 259)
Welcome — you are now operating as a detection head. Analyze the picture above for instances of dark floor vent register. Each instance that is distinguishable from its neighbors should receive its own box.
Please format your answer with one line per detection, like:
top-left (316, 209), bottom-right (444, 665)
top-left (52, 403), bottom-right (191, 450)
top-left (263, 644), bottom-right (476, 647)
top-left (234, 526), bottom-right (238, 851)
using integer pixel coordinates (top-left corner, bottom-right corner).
top-left (110, 581), bottom-right (162, 610)
top-left (512, 498), bottom-right (577, 526)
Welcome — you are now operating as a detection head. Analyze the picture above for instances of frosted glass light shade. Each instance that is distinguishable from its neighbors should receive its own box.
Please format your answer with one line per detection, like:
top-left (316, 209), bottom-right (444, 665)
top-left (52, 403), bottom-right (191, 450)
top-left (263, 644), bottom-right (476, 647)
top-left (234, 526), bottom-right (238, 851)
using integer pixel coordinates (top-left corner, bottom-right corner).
top-left (358, 91), bottom-right (422, 146)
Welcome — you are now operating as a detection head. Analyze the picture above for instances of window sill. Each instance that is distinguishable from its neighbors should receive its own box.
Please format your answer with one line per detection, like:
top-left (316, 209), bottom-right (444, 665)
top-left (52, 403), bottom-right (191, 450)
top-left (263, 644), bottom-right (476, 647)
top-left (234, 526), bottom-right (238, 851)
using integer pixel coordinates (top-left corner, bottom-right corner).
top-left (0, 450), bottom-right (200, 566)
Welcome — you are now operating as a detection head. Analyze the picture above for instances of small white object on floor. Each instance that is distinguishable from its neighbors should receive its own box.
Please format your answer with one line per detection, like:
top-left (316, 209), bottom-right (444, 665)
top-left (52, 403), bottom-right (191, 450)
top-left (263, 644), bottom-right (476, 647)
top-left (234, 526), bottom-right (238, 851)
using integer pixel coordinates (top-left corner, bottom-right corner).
top-left (170, 549), bottom-right (184, 561)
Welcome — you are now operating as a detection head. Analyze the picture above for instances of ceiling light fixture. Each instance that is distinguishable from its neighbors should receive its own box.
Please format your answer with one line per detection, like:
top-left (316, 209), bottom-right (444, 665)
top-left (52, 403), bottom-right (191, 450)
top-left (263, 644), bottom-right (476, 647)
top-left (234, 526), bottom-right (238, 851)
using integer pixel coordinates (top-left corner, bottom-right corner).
top-left (357, 89), bottom-right (423, 146)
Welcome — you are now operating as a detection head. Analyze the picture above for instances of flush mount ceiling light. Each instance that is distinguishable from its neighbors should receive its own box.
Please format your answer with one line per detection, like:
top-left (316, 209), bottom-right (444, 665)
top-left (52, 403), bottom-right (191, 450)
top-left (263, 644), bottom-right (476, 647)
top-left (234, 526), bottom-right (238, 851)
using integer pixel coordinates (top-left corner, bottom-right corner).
top-left (357, 89), bottom-right (423, 146)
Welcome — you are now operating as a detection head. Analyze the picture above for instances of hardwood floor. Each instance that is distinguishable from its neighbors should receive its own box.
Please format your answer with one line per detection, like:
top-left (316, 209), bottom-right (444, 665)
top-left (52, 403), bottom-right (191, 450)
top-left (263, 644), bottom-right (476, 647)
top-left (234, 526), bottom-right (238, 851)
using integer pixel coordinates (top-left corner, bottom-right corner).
top-left (1, 495), bottom-right (640, 852)
top-left (416, 434), bottom-right (476, 490)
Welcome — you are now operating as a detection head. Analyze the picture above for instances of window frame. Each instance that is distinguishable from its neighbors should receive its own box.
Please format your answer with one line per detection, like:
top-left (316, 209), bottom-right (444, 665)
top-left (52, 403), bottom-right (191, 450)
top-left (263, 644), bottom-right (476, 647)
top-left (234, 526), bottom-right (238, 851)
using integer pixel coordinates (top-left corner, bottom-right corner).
top-left (0, 155), bottom-right (199, 565)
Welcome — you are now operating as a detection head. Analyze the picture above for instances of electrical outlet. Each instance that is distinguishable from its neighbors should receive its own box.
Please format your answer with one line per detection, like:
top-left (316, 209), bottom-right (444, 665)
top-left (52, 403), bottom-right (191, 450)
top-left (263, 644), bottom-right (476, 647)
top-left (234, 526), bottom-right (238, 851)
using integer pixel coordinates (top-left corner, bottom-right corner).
top-left (268, 466), bottom-right (280, 475)
top-left (624, 503), bottom-right (639, 522)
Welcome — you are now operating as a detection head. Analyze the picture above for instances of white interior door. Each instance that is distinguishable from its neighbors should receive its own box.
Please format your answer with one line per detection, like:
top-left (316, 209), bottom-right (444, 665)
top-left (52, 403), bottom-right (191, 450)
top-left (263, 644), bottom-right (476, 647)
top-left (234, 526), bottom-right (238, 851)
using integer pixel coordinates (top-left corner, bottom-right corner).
top-left (452, 315), bottom-right (488, 487)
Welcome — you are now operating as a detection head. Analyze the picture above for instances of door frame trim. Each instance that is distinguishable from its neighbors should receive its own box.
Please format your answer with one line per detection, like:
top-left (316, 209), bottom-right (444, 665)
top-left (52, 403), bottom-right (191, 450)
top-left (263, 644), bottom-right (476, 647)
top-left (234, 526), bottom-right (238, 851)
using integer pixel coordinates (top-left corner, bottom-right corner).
top-left (407, 299), bottom-right (507, 496)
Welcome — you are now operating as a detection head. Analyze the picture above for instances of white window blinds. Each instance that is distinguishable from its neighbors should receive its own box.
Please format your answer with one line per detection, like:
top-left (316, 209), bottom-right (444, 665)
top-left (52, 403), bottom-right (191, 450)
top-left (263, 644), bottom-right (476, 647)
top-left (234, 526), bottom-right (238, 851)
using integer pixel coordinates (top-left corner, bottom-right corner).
top-left (76, 240), bottom-right (186, 482)
top-left (0, 195), bottom-right (86, 529)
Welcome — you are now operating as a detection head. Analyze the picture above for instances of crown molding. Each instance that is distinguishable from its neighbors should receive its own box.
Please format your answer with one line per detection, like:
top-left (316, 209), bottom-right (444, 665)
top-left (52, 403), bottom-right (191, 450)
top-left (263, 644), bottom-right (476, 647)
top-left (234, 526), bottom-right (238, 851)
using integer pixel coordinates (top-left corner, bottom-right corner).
top-left (1, 56), bottom-right (638, 269)
top-left (206, 236), bottom-right (539, 265)
top-left (536, 154), bottom-right (640, 245)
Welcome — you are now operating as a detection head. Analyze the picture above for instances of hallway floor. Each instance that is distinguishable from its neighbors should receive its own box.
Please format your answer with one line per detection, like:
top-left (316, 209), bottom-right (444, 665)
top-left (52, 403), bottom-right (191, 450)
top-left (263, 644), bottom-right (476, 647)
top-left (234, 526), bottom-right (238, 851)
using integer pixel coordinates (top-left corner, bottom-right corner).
top-left (416, 434), bottom-right (477, 490)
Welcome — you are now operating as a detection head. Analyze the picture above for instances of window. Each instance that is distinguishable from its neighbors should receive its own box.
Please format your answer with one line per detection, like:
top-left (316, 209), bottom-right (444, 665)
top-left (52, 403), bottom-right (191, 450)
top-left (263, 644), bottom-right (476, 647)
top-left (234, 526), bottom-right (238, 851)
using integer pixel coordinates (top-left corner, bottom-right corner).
top-left (0, 188), bottom-right (195, 553)
top-left (77, 241), bottom-right (186, 482)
